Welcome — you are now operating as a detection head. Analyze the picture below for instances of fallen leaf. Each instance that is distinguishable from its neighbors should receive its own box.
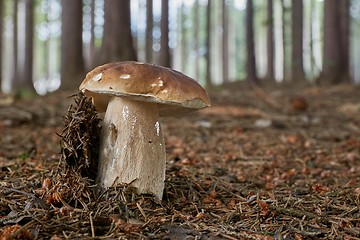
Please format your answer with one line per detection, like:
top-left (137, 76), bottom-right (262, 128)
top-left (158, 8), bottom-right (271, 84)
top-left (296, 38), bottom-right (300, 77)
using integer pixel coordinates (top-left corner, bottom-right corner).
top-left (256, 199), bottom-right (270, 215)
top-left (311, 183), bottom-right (330, 194)
top-left (0, 224), bottom-right (33, 240)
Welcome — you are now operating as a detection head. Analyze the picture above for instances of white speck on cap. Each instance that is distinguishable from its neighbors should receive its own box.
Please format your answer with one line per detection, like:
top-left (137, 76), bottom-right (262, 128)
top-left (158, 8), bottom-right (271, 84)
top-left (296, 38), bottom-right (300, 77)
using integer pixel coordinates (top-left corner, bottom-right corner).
top-left (92, 73), bottom-right (102, 82)
top-left (150, 80), bottom-right (164, 88)
top-left (120, 74), bottom-right (131, 79)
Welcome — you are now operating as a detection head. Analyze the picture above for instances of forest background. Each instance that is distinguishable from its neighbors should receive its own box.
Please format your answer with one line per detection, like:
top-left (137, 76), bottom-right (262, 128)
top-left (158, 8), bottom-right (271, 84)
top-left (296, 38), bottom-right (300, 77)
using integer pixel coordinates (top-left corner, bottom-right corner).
top-left (0, 0), bottom-right (359, 95)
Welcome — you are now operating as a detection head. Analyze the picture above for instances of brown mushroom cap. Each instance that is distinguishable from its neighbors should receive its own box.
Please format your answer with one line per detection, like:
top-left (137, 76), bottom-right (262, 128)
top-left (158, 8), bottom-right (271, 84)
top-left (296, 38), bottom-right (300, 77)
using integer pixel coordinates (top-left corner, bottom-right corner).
top-left (79, 61), bottom-right (211, 116)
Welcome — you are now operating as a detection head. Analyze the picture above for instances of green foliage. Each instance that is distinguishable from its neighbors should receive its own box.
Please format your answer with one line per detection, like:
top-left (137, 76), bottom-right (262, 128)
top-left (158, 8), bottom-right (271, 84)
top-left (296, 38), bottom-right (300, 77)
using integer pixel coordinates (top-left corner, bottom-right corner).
top-left (18, 153), bottom-right (29, 161)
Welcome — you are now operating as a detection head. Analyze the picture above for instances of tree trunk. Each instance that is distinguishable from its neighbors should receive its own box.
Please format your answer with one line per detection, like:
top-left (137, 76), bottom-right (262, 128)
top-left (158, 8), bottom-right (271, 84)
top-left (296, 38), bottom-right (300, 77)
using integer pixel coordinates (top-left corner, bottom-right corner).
top-left (193, 0), bottom-right (200, 79)
top-left (60, 0), bottom-right (84, 91)
top-left (281, 0), bottom-right (286, 81)
top-left (309, 0), bottom-right (315, 76)
top-left (291, 0), bottom-right (305, 82)
top-left (340, 0), bottom-right (350, 82)
top-left (44, 0), bottom-right (50, 82)
top-left (246, 0), bottom-right (257, 84)
top-left (22, 0), bottom-right (35, 92)
top-left (11, 0), bottom-right (35, 93)
top-left (12, 0), bottom-right (18, 89)
top-left (180, 3), bottom-right (187, 72)
top-left (222, 0), bottom-right (229, 83)
top-left (159, 0), bottom-right (170, 67)
top-left (145, 0), bottom-right (153, 63)
top-left (266, 0), bottom-right (275, 81)
top-left (0, 0), bottom-right (3, 92)
top-left (322, 0), bottom-right (342, 84)
top-left (100, 0), bottom-right (137, 64)
top-left (89, 0), bottom-right (95, 69)
top-left (205, 0), bottom-right (212, 88)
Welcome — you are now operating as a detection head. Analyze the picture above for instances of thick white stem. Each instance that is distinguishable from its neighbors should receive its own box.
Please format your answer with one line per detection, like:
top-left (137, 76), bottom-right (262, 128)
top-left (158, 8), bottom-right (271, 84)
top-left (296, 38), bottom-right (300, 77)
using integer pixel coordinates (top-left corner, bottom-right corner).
top-left (97, 97), bottom-right (166, 200)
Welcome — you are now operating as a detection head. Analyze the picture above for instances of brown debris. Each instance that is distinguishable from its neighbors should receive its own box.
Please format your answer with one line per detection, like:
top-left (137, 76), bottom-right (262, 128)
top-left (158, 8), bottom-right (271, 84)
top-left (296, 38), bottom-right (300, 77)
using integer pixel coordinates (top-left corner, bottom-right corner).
top-left (0, 224), bottom-right (33, 240)
top-left (58, 92), bottom-right (101, 179)
top-left (290, 96), bottom-right (308, 112)
top-left (1, 85), bottom-right (360, 239)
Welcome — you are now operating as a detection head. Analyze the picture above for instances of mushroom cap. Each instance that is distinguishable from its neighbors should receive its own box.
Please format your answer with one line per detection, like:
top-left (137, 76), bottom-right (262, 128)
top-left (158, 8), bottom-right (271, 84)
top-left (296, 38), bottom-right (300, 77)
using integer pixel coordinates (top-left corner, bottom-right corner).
top-left (79, 61), bottom-right (211, 116)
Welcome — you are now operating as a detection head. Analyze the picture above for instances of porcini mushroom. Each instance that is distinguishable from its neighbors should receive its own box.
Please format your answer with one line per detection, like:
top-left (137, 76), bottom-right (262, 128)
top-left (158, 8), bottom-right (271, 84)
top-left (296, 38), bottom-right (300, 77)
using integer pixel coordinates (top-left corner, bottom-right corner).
top-left (79, 61), bottom-right (210, 200)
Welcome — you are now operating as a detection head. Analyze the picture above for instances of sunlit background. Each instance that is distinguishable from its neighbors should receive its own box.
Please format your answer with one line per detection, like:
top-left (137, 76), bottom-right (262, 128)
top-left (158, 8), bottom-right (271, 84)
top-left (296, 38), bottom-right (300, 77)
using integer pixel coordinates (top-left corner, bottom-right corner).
top-left (1, 0), bottom-right (360, 95)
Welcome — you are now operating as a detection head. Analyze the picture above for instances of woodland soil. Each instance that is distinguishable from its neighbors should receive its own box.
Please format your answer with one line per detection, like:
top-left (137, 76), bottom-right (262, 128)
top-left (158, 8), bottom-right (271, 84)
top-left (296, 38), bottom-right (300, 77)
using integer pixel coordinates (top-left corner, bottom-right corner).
top-left (0, 84), bottom-right (360, 239)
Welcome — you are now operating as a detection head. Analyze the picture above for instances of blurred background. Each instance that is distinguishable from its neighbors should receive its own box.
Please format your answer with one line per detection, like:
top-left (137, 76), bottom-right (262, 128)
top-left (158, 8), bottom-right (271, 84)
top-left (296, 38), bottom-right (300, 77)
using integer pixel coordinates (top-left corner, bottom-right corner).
top-left (0, 0), bottom-right (358, 95)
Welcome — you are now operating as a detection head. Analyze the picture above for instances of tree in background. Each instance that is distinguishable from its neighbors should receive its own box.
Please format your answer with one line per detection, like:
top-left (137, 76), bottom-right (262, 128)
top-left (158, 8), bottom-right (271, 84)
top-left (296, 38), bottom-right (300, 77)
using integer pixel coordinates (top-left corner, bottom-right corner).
top-left (205, 0), bottom-right (212, 88)
top-left (193, 0), bottom-right (200, 79)
top-left (266, 0), bottom-right (275, 82)
top-left (222, 0), bottom-right (229, 83)
top-left (322, 0), bottom-right (343, 84)
top-left (145, 0), bottom-right (153, 63)
top-left (12, 0), bottom-right (18, 90)
top-left (22, 0), bottom-right (35, 92)
top-left (291, 0), bottom-right (305, 82)
top-left (9, 0), bottom-right (36, 93)
top-left (340, 0), bottom-right (350, 82)
top-left (100, 0), bottom-right (136, 64)
top-left (159, 0), bottom-right (170, 67)
top-left (246, 0), bottom-right (257, 84)
top-left (60, 0), bottom-right (84, 91)
top-left (281, 0), bottom-right (287, 81)
top-left (180, 2), bottom-right (187, 72)
top-left (0, 0), bottom-right (3, 92)
top-left (89, 0), bottom-right (96, 69)
top-left (309, 0), bottom-right (315, 76)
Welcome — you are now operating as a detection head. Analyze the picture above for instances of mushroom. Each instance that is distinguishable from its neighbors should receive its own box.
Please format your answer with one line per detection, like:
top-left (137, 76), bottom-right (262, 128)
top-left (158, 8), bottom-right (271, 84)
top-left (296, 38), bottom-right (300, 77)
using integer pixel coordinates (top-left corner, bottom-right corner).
top-left (79, 61), bottom-right (210, 200)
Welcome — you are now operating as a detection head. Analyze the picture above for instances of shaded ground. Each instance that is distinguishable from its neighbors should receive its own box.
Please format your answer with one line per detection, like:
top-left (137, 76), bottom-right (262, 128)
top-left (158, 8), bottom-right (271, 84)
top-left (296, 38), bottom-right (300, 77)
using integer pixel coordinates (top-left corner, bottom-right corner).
top-left (0, 84), bottom-right (360, 239)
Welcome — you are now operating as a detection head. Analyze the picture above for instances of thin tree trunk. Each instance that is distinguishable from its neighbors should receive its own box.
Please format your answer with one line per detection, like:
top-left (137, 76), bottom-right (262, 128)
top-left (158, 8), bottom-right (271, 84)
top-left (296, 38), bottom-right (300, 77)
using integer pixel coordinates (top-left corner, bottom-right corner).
top-left (180, 3), bottom-right (187, 72)
top-left (340, 0), bottom-right (350, 82)
top-left (60, 0), bottom-right (84, 90)
top-left (11, 0), bottom-right (35, 93)
top-left (222, 0), bottom-right (229, 83)
top-left (266, 0), bottom-right (275, 81)
top-left (281, 0), bottom-right (286, 82)
top-left (45, 0), bottom-right (50, 82)
top-left (12, 0), bottom-right (18, 89)
top-left (22, 0), bottom-right (35, 92)
top-left (89, 0), bottom-right (95, 69)
top-left (291, 0), bottom-right (305, 82)
top-left (159, 0), bottom-right (170, 67)
top-left (205, 0), bottom-right (212, 88)
top-left (145, 0), bottom-right (153, 63)
top-left (246, 0), bottom-right (257, 84)
top-left (322, 0), bottom-right (342, 84)
top-left (100, 0), bottom-right (137, 64)
top-left (0, 0), bottom-right (3, 92)
top-left (309, 0), bottom-right (315, 77)
top-left (194, 0), bottom-right (200, 79)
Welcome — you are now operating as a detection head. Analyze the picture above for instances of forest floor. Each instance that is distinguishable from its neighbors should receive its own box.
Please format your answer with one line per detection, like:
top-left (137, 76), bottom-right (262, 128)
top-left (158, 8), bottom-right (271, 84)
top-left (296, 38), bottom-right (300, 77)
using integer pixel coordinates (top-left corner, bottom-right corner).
top-left (0, 83), bottom-right (360, 239)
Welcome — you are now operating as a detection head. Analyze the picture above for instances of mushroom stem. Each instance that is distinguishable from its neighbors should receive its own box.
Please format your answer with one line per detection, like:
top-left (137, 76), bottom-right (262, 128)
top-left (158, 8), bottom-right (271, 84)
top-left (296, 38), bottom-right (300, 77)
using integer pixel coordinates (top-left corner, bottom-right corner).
top-left (97, 97), bottom-right (166, 200)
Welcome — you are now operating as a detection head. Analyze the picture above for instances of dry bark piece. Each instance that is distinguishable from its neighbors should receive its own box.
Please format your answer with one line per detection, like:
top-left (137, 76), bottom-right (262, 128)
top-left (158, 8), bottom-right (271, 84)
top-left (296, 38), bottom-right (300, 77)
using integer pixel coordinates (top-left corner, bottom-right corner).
top-left (79, 61), bottom-right (210, 200)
